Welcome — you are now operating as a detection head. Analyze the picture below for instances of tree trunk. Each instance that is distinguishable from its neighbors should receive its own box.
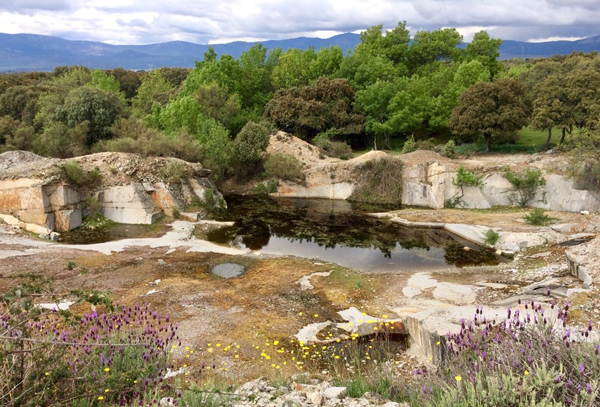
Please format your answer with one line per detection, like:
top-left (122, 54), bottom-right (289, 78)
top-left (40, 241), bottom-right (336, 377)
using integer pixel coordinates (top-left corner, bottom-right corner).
top-left (560, 128), bottom-right (566, 144)
top-left (545, 127), bottom-right (552, 148)
top-left (485, 133), bottom-right (491, 152)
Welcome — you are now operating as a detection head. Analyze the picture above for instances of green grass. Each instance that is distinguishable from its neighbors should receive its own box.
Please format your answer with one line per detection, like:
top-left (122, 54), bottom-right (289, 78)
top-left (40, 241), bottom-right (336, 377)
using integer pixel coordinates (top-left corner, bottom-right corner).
top-left (516, 126), bottom-right (561, 147)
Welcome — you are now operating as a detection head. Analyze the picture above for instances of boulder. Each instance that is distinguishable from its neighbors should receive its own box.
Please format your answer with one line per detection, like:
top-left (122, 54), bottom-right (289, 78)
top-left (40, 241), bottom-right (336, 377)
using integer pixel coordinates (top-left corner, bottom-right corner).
top-left (433, 283), bottom-right (478, 305)
top-left (54, 209), bottom-right (82, 232)
top-left (98, 184), bottom-right (163, 224)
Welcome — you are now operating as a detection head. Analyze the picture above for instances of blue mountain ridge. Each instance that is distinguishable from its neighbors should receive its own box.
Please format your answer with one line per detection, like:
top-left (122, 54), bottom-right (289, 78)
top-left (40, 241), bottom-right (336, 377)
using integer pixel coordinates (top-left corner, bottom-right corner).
top-left (1, 32), bottom-right (599, 72)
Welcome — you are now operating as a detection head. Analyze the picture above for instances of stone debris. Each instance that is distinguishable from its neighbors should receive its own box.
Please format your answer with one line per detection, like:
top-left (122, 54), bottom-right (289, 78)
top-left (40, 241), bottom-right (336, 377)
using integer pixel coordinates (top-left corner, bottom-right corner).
top-left (37, 300), bottom-right (74, 310)
top-left (230, 378), bottom-right (408, 407)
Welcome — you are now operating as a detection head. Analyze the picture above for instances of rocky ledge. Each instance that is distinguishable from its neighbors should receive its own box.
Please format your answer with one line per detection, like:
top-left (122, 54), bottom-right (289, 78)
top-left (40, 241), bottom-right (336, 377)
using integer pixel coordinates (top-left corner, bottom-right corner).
top-left (0, 151), bottom-right (224, 233)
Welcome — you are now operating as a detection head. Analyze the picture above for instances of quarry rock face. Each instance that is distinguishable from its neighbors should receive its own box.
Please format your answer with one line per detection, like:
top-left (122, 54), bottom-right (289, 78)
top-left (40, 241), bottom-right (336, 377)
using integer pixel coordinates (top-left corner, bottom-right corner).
top-left (0, 151), bottom-right (225, 232)
top-left (267, 133), bottom-right (600, 212)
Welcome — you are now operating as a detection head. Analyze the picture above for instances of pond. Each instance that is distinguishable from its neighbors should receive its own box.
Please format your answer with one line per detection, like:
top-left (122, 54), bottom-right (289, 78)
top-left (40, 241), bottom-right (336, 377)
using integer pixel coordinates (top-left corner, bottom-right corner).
top-left (204, 195), bottom-right (501, 272)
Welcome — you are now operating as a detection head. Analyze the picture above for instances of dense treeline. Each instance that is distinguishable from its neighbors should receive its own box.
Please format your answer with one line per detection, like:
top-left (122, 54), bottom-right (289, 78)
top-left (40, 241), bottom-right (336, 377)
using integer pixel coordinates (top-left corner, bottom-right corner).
top-left (2, 21), bottom-right (600, 181)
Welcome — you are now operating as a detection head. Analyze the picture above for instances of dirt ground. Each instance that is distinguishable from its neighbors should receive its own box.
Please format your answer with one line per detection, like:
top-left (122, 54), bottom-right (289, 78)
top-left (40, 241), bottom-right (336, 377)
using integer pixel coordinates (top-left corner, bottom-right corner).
top-left (1, 210), bottom-right (598, 385)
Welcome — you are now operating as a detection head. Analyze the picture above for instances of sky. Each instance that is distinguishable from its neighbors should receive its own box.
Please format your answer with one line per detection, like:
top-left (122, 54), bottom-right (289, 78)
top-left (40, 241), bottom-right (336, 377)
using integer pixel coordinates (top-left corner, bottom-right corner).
top-left (0, 0), bottom-right (599, 45)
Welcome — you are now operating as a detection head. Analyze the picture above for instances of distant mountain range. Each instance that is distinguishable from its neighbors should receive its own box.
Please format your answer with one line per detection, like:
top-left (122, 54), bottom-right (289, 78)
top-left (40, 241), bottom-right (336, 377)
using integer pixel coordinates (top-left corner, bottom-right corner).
top-left (1, 32), bottom-right (600, 72)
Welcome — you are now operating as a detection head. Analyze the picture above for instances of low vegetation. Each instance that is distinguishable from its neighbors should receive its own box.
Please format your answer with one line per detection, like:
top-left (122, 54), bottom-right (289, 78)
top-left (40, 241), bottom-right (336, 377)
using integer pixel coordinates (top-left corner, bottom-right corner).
top-left (3, 273), bottom-right (597, 406)
top-left (524, 208), bottom-right (558, 226)
top-left (349, 156), bottom-right (404, 205)
top-left (264, 153), bottom-right (305, 182)
top-left (60, 161), bottom-right (101, 188)
top-left (446, 166), bottom-right (483, 208)
top-left (484, 229), bottom-right (500, 245)
top-left (503, 167), bottom-right (547, 207)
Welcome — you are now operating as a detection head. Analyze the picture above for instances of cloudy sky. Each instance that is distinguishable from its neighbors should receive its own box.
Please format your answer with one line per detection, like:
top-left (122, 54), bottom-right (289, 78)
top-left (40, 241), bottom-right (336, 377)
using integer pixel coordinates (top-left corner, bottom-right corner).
top-left (1, 0), bottom-right (599, 45)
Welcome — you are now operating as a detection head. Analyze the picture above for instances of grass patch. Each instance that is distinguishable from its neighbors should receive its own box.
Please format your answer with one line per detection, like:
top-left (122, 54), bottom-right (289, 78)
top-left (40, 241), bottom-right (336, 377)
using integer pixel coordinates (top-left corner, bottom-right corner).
top-left (523, 208), bottom-right (558, 226)
top-left (349, 156), bottom-right (404, 205)
top-left (484, 229), bottom-right (499, 245)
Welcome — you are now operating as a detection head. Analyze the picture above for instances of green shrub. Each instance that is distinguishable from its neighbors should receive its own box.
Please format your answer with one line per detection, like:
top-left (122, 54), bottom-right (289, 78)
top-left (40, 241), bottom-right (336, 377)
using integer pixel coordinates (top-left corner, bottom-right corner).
top-left (503, 168), bottom-right (546, 207)
top-left (233, 121), bottom-right (270, 165)
top-left (161, 161), bottom-right (186, 183)
top-left (264, 153), bottom-right (305, 182)
top-left (523, 208), bottom-right (557, 226)
top-left (313, 129), bottom-right (353, 159)
top-left (96, 117), bottom-right (204, 163)
top-left (484, 229), bottom-right (500, 245)
top-left (349, 156), bottom-right (404, 205)
top-left (61, 161), bottom-right (102, 189)
top-left (253, 179), bottom-right (279, 195)
top-left (444, 140), bottom-right (457, 159)
top-left (446, 166), bottom-right (482, 208)
top-left (85, 196), bottom-right (102, 217)
top-left (401, 135), bottom-right (417, 154)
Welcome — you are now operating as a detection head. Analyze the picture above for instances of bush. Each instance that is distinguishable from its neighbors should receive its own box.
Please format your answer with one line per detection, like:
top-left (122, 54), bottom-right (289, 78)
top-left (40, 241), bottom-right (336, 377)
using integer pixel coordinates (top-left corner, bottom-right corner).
top-left (524, 208), bottom-right (558, 226)
top-left (349, 156), bottom-right (404, 205)
top-left (313, 129), bottom-right (353, 159)
top-left (484, 229), bottom-right (500, 245)
top-left (420, 301), bottom-right (600, 406)
top-left (34, 121), bottom-right (89, 158)
top-left (253, 179), bottom-right (279, 195)
top-left (0, 275), bottom-right (177, 406)
top-left (444, 140), bottom-right (457, 159)
top-left (503, 167), bottom-right (546, 207)
top-left (85, 196), bottom-right (102, 217)
top-left (96, 117), bottom-right (204, 163)
top-left (446, 166), bottom-right (482, 208)
top-left (567, 129), bottom-right (600, 191)
top-left (161, 161), bottom-right (186, 184)
top-left (233, 121), bottom-right (270, 165)
top-left (401, 135), bottom-right (417, 154)
top-left (264, 153), bottom-right (305, 182)
top-left (61, 161), bottom-right (102, 189)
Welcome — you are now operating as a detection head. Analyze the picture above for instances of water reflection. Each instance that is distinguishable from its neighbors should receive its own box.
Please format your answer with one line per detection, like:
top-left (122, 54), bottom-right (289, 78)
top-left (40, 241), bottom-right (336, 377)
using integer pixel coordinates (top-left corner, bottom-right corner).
top-left (207, 196), bottom-right (500, 272)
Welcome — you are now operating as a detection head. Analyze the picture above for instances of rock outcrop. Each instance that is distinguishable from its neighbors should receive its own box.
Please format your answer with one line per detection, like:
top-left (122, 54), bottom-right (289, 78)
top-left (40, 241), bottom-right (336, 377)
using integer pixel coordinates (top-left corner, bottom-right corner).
top-left (0, 151), bottom-right (224, 232)
top-left (266, 134), bottom-right (600, 213)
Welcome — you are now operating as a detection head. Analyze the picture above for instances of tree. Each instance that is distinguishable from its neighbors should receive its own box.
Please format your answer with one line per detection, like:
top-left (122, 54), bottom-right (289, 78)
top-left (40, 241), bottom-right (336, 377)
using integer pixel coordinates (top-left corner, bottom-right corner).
top-left (193, 83), bottom-right (241, 132)
top-left (264, 77), bottom-right (365, 144)
top-left (449, 79), bottom-right (530, 151)
top-left (408, 28), bottom-right (463, 73)
top-left (131, 70), bottom-right (174, 117)
top-left (465, 31), bottom-right (503, 78)
top-left (107, 68), bottom-right (142, 100)
top-left (530, 74), bottom-right (568, 147)
top-left (271, 48), bottom-right (316, 89)
top-left (309, 46), bottom-right (343, 81)
top-left (338, 22), bottom-right (410, 90)
top-left (54, 87), bottom-right (125, 146)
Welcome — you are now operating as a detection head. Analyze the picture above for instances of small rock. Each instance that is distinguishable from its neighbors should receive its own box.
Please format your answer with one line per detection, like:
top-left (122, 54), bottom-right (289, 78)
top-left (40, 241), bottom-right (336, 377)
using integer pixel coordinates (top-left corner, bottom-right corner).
top-left (463, 246), bottom-right (471, 252)
top-left (323, 387), bottom-right (347, 400)
top-left (157, 259), bottom-right (166, 265)
top-left (362, 392), bottom-right (388, 404)
top-left (581, 210), bottom-right (590, 215)
top-left (159, 397), bottom-right (175, 406)
top-left (306, 390), bottom-right (323, 405)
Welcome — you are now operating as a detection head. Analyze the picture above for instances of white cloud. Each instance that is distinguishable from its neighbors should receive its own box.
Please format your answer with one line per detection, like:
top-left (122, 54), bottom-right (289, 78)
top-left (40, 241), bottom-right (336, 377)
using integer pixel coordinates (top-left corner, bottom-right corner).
top-left (0, 0), bottom-right (599, 45)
